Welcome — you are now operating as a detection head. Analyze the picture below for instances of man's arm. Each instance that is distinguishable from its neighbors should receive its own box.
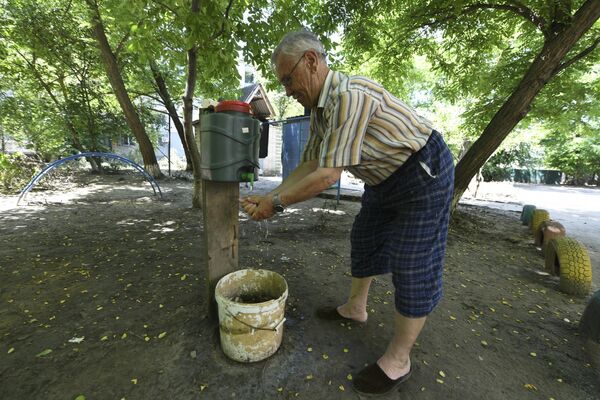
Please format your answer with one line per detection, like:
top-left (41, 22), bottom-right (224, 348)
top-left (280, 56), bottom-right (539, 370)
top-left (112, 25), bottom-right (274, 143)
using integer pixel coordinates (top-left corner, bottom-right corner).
top-left (241, 166), bottom-right (342, 221)
top-left (269, 159), bottom-right (319, 196)
top-left (278, 166), bottom-right (342, 206)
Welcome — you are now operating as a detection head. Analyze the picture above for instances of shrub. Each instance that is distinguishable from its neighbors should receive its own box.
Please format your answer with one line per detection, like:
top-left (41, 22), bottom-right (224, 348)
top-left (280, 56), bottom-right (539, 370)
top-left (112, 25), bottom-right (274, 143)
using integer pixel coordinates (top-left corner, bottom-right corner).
top-left (0, 153), bottom-right (38, 194)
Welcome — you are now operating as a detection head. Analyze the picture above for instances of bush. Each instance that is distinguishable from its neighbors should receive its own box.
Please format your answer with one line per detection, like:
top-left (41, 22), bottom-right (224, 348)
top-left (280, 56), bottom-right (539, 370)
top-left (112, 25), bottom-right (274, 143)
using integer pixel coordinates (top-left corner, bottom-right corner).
top-left (0, 153), bottom-right (39, 194)
top-left (482, 143), bottom-right (540, 182)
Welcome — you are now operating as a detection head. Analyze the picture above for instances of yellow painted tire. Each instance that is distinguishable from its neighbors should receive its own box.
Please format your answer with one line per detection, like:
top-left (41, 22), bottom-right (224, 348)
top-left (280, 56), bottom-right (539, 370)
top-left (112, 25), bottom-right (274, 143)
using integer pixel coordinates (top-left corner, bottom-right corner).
top-left (530, 209), bottom-right (550, 235)
top-left (545, 239), bottom-right (560, 275)
top-left (546, 237), bottom-right (592, 296)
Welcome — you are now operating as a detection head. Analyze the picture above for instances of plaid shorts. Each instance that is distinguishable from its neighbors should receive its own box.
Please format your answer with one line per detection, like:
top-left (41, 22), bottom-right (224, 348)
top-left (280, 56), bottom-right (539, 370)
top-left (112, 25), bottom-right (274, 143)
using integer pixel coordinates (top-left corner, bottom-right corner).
top-left (351, 131), bottom-right (454, 318)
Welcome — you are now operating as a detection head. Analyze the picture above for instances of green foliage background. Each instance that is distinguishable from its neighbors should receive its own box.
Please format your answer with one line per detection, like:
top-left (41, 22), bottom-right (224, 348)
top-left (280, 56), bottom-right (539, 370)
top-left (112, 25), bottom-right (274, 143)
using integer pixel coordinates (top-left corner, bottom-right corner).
top-left (0, 0), bottom-right (598, 186)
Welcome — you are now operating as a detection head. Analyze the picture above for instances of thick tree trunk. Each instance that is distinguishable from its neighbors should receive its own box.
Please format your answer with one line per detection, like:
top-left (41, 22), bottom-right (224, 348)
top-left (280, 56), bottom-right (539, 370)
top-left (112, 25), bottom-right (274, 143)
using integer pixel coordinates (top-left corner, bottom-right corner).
top-left (183, 0), bottom-right (204, 209)
top-left (86, 0), bottom-right (162, 178)
top-left (149, 61), bottom-right (193, 171)
top-left (452, 0), bottom-right (600, 210)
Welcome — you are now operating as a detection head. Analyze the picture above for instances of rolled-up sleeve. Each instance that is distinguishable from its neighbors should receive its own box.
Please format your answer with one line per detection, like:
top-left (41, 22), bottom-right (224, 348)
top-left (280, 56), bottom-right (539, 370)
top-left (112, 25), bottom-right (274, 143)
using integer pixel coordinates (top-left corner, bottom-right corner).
top-left (319, 90), bottom-right (379, 168)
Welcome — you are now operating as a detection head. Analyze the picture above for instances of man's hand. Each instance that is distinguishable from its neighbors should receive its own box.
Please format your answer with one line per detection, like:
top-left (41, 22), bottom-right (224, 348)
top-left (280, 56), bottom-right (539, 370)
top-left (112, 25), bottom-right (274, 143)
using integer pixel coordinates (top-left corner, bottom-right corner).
top-left (240, 195), bottom-right (276, 221)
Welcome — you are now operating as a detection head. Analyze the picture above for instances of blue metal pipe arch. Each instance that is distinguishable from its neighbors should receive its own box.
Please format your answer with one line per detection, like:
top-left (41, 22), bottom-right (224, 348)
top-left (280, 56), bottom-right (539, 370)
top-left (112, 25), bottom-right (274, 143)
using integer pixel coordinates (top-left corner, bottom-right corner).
top-left (17, 152), bottom-right (163, 205)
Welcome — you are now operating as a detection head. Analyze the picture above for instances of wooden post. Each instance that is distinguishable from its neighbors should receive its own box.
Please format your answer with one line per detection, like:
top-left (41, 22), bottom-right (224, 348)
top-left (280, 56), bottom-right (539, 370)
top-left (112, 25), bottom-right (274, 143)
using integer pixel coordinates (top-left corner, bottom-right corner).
top-left (195, 108), bottom-right (239, 320)
top-left (202, 180), bottom-right (239, 320)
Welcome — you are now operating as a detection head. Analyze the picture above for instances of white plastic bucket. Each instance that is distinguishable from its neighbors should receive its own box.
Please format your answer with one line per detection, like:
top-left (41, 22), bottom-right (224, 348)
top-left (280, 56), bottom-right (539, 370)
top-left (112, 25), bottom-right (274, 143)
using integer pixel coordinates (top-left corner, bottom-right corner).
top-left (215, 269), bottom-right (288, 362)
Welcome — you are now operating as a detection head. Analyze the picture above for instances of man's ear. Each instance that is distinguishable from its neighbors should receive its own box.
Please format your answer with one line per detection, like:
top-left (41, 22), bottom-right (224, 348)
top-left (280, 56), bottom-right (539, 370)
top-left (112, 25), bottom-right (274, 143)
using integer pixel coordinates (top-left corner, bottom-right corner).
top-left (304, 50), bottom-right (320, 72)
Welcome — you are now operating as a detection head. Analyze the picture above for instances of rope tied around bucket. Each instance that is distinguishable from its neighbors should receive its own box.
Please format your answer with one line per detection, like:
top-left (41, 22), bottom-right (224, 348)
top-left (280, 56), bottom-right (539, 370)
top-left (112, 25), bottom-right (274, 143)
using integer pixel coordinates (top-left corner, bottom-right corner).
top-left (223, 309), bottom-right (286, 332)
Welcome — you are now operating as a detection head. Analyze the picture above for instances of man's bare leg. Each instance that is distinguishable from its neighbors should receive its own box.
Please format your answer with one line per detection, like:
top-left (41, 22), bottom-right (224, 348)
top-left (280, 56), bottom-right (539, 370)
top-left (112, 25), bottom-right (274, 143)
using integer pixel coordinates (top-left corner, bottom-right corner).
top-left (336, 276), bottom-right (373, 322)
top-left (377, 312), bottom-right (426, 379)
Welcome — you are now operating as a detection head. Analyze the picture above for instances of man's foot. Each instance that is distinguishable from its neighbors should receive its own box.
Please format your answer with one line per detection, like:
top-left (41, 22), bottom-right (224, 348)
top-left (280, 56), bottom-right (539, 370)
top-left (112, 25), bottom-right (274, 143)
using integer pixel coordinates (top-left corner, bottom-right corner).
top-left (377, 356), bottom-right (411, 380)
top-left (337, 303), bottom-right (368, 322)
top-left (352, 363), bottom-right (412, 396)
top-left (315, 305), bottom-right (367, 323)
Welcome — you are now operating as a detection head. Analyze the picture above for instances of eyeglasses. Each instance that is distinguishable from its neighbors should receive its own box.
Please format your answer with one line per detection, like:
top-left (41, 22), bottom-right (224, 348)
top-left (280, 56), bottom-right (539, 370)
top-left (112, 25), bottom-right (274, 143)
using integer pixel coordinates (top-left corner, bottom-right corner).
top-left (280, 53), bottom-right (305, 88)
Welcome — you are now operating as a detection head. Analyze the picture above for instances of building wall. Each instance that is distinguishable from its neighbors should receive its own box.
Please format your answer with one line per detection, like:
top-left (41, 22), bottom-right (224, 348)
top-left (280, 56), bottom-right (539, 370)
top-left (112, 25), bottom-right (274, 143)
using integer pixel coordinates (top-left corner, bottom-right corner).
top-left (259, 124), bottom-right (282, 176)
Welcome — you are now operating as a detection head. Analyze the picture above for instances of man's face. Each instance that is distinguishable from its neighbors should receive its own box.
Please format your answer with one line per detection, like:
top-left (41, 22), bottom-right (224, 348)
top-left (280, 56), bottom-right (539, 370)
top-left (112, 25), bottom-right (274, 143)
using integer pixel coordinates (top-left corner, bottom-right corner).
top-left (275, 52), bottom-right (312, 108)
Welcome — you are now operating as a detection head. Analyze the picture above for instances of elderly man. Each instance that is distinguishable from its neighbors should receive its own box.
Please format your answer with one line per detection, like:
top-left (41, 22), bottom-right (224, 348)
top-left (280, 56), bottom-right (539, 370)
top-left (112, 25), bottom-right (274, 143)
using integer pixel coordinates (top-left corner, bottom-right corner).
top-left (241, 30), bottom-right (454, 396)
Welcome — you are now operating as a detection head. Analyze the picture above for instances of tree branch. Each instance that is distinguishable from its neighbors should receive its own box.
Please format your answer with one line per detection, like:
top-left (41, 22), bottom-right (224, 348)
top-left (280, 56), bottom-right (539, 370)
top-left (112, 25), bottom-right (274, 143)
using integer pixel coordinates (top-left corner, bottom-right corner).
top-left (554, 36), bottom-right (600, 74)
top-left (114, 32), bottom-right (132, 58)
top-left (211, 0), bottom-right (234, 40)
top-left (14, 48), bottom-right (61, 108)
top-left (130, 91), bottom-right (165, 104)
top-left (151, 0), bottom-right (179, 17)
top-left (418, 2), bottom-right (547, 34)
top-left (504, 0), bottom-right (546, 25)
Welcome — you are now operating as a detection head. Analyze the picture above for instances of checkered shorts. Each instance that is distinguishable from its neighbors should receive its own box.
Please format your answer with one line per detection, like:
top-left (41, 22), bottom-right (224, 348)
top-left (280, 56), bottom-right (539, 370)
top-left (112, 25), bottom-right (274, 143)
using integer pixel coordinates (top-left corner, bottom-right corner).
top-left (351, 131), bottom-right (454, 318)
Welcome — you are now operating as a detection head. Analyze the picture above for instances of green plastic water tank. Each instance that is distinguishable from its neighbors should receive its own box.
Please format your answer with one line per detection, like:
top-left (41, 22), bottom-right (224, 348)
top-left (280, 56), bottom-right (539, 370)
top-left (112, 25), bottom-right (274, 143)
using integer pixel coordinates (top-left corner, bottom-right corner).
top-left (199, 101), bottom-right (260, 182)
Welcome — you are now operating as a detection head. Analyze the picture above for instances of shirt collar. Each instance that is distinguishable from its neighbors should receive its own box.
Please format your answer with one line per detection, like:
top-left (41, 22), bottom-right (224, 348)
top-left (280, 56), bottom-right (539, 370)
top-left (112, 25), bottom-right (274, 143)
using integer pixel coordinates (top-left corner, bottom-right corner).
top-left (317, 70), bottom-right (335, 109)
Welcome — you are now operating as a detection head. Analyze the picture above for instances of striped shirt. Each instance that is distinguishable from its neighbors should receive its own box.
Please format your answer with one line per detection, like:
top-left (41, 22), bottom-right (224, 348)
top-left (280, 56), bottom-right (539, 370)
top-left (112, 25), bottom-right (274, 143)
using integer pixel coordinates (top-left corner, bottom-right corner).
top-left (302, 70), bottom-right (434, 186)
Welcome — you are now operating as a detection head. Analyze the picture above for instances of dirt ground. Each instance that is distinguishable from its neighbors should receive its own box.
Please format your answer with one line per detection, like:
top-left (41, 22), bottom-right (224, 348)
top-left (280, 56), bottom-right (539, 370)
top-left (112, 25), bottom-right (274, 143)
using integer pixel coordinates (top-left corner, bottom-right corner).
top-left (1, 172), bottom-right (599, 400)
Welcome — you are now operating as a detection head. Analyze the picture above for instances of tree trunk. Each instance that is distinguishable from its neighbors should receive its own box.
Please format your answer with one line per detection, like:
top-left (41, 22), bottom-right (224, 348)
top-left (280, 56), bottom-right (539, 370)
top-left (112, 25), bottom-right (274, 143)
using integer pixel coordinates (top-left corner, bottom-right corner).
top-left (183, 0), bottom-right (204, 209)
top-left (452, 0), bottom-right (600, 210)
top-left (86, 0), bottom-right (162, 178)
top-left (149, 61), bottom-right (193, 171)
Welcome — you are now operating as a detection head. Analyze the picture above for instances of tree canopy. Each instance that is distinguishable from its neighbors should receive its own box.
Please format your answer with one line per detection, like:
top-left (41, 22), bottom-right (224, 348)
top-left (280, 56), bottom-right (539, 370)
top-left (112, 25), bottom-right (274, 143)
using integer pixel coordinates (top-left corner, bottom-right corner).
top-left (1, 0), bottom-right (598, 197)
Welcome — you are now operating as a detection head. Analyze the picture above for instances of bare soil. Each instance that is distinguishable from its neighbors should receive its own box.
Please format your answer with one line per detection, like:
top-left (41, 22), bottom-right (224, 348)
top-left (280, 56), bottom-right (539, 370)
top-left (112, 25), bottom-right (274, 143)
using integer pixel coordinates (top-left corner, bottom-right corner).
top-left (0, 172), bottom-right (599, 400)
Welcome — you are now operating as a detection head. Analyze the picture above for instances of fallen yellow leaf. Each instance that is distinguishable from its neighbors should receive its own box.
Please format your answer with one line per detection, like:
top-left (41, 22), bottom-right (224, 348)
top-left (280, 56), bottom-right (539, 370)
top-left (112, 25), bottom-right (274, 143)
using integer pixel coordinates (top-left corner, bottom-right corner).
top-left (158, 332), bottom-right (167, 339)
top-left (36, 349), bottom-right (53, 357)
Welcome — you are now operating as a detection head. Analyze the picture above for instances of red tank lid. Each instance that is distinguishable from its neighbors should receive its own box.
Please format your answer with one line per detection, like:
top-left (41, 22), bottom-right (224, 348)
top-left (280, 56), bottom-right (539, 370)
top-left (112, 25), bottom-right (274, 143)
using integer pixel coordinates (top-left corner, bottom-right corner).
top-left (215, 100), bottom-right (251, 114)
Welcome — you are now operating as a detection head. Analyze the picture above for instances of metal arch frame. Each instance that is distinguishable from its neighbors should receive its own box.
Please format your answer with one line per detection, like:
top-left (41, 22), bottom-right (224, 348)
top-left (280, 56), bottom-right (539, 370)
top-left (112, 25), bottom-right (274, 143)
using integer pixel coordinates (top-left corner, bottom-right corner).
top-left (17, 152), bottom-right (163, 205)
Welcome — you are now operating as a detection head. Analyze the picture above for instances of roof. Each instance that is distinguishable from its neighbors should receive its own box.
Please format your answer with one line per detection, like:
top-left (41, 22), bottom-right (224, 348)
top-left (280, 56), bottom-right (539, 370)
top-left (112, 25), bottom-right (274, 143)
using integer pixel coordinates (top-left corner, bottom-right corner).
top-left (239, 83), bottom-right (275, 120)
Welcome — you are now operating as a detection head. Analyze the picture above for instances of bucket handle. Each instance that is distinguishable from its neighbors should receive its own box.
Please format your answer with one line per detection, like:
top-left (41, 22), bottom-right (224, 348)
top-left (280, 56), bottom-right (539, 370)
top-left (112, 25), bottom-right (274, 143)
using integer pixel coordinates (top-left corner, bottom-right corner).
top-left (224, 309), bottom-right (286, 332)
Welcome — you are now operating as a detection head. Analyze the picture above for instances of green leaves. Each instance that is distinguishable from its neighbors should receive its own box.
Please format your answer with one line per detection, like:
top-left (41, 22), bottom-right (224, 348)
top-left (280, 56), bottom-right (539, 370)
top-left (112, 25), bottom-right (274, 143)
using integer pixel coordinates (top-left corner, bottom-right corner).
top-left (336, 0), bottom-right (599, 184)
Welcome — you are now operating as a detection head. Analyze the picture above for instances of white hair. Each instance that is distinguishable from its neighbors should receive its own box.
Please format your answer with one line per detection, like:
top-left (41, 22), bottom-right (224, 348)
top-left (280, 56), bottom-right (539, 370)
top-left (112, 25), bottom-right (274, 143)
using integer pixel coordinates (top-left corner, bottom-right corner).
top-left (271, 30), bottom-right (327, 67)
